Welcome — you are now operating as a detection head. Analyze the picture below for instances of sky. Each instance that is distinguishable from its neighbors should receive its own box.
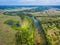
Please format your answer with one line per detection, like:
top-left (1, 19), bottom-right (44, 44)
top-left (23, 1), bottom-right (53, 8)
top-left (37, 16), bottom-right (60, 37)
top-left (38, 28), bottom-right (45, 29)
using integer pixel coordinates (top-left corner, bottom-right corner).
top-left (0, 0), bottom-right (60, 5)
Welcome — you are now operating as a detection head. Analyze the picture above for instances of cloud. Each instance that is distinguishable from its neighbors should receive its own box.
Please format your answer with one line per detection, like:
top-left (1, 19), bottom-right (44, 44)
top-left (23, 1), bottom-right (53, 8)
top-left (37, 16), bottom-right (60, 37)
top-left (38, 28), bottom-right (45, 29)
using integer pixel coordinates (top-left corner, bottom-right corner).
top-left (0, 0), bottom-right (60, 5)
top-left (17, 0), bottom-right (60, 5)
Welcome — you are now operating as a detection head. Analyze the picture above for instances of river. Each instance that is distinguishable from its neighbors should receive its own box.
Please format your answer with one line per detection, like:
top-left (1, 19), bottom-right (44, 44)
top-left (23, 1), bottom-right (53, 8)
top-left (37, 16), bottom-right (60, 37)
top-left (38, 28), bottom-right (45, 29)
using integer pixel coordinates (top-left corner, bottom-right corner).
top-left (32, 16), bottom-right (48, 45)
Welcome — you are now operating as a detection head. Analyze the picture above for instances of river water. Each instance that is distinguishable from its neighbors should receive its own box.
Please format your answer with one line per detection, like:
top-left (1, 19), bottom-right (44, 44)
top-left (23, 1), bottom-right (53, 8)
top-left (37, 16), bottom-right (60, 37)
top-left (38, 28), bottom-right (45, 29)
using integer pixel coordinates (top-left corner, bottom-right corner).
top-left (31, 16), bottom-right (48, 45)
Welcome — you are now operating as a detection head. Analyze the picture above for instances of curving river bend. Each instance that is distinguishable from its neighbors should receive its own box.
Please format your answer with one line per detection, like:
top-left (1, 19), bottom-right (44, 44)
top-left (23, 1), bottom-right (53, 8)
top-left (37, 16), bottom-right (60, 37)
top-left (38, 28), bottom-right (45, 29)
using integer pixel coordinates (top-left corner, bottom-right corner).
top-left (3, 11), bottom-right (48, 45)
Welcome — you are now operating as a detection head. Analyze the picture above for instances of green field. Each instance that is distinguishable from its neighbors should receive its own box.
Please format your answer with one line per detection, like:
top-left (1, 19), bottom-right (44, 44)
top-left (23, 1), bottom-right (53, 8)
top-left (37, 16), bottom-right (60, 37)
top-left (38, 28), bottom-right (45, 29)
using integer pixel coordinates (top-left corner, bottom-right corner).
top-left (0, 8), bottom-right (60, 45)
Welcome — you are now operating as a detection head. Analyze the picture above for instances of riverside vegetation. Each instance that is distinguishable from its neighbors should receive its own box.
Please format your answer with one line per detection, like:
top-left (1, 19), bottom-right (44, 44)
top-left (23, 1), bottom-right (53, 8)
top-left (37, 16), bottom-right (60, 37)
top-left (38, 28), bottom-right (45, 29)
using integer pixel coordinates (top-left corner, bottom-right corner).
top-left (0, 8), bottom-right (60, 45)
